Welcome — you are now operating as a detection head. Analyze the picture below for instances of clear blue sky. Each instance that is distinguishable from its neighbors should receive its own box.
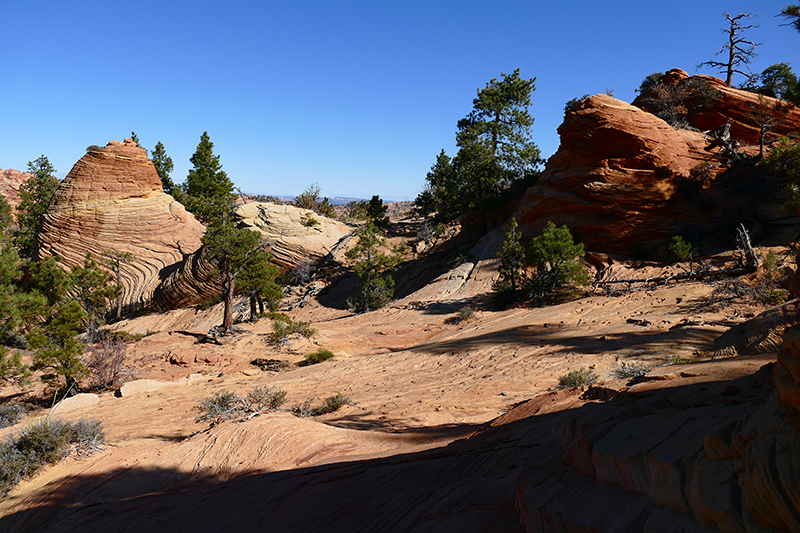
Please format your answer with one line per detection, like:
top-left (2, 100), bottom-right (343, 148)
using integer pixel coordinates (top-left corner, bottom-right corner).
top-left (1, 1), bottom-right (797, 201)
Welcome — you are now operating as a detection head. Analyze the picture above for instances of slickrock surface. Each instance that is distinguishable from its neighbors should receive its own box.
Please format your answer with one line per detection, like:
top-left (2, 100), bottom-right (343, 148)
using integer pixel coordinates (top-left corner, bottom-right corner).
top-left (0, 168), bottom-right (29, 211)
top-left (37, 139), bottom-right (206, 312)
top-left (2, 250), bottom-right (796, 532)
top-left (235, 202), bottom-right (353, 270)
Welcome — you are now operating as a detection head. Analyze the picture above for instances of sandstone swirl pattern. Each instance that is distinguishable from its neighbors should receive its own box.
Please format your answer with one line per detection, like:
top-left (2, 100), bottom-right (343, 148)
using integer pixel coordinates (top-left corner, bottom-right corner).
top-left (37, 139), bottom-right (206, 313)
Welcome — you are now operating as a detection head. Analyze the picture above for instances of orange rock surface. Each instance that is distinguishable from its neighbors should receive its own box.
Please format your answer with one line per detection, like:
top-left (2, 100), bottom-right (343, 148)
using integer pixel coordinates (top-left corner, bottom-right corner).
top-left (37, 139), bottom-right (207, 312)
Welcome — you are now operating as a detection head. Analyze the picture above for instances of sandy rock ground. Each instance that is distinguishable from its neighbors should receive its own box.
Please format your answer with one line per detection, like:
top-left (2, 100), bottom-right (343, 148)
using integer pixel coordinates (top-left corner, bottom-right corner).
top-left (0, 224), bottom-right (791, 531)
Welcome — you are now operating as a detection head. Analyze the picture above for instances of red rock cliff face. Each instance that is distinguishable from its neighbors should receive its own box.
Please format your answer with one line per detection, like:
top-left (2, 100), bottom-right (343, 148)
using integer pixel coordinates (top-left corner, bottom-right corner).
top-left (37, 139), bottom-right (206, 313)
top-left (513, 73), bottom-right (800, 253)
top-left (514, 93), bottom-right (717, 252)
top-left (634, 68), bottom-right (800, 145)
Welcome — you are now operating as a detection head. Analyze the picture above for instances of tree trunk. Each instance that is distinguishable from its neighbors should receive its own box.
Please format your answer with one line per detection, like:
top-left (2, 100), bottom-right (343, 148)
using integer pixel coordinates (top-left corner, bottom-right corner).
top-left (222, 256), bottom-right (234, 334)
top-left (249, 292), bottom-right (258, 322)
top-left (115, 264), bottom-right (123, 321)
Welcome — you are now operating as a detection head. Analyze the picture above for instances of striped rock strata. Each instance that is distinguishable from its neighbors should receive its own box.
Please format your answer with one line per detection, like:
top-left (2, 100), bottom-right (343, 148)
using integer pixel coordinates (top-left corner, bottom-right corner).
top-left (37, 139), bottom-right (206, 313)
top-left (235, 202), bottom-right (352, 271)
top-left (0, 168), bottom-right (29, 212)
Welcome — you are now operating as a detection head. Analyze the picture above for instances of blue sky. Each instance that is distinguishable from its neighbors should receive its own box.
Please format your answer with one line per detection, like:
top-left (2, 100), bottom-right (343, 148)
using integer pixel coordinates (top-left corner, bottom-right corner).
top-left (1, 1), bottom-right (797, 200)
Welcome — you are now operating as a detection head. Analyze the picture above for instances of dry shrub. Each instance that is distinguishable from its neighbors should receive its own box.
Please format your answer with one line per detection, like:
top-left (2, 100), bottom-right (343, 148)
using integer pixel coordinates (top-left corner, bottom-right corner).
top-left (84, 337), bottom-right (132, 390)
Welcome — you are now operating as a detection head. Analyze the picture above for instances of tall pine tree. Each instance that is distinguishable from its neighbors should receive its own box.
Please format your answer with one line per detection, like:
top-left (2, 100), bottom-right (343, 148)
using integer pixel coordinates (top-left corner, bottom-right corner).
top-left (183, 132), bottom-right (278, 334)
top-left (416, 70), bottom-right (541, 233)
top-left (183, 132), bottom-right (236, 223)
top-left (151, 141), bottom-right (181, 200)
top-left (15, 156), bottom-right (59, 259)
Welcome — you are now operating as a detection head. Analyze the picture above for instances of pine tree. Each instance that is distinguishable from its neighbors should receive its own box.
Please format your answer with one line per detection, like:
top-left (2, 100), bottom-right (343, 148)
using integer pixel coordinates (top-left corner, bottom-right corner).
top-left (28, 299), bottom-right (87, 393)
top-left (0, 195), bottom-right (12, 234)
top-left (366, 195), bottom-right (390, 227)
top-left (15, 156), bottom-right (59, 259)
top-left (130, 131), bottom-right (142, 147)
top-left (345, 223), bottom-right (403, 312)
top-left (416, 70), bottom-right (541, 232)
top-left (151, 141), bottom-right (181, 200)
top-left (71, 253), bottom-right (122, 342)
top-left (780, 5), bottom-right (800, 33)
top-left (0, 346), bottom-right (30, 389)
top-left (493, 217), bottom-right (526, 297)
top-left (22, 256), bottom-right (71, 307)
top-left (0, 241), bottom-right (48, 345)
top-left (101, 250), bottom-right (134, 320)
top-left (182, 132), bottom-right (278, 334)
top-left (527, 221), bottom-right (588, 304)
top-left (183, 132), bottom-right (236, 223)
top-left (697, 12), bottom-right (761, 87)
top-left (236, 247), bottom-right (282, 321)
top-left (202, 217), bottom-right (276, 333)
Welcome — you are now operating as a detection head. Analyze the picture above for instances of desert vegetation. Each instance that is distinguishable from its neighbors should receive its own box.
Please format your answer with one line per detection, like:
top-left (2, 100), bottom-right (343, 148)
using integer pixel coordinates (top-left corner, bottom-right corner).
top-left (1, 13), bottom-right (800, 527)
top-left (0, 417), bottom-right (104, 496)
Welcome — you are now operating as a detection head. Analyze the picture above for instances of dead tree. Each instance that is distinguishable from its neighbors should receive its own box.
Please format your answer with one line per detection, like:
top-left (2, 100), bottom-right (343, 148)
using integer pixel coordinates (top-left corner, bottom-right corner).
top-left (698, 12), bottom-right (761, 87)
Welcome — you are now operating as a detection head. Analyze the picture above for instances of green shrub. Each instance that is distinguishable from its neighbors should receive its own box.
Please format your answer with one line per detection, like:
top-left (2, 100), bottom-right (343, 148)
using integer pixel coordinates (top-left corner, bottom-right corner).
top-left (1, 418), bottom-right (104, 495)
top-left (0, 404), bottom-right (26, 429)
top-left (195, 391), bottom-right (242, 423)
top-left (564, 94), bottom-right (590, 113)
top-left (195, 387), bottom-right (288, 423)
top-left (526, 221), bottom-right (588, 304)
top-left (304, 349), bottom-right (334, 365)
top-left (291, 394), bottom-right (352, 416)
top-left (317, 393), bottom-right (351, 414)
top-left (663, 235), bottom-right (697, 264)
top-left (455, 306), bottom-right (475, 323)
top-left (270, 315), bottom-right (316, 345)
top-left (346, 223), bottom-right (403, 313)
top-left (244, 386), bottom-right (287, 412)
top-left (557, 368), bottom-right (599, 389)
top-left (302, 215), bottom-right (320, 227)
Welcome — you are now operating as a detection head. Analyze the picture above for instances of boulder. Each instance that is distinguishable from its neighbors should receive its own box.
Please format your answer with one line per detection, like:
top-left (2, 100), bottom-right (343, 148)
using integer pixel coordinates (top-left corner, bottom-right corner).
top-left (51, 393), bottom-right (100, 414)
top-left (514, 93), bottom-right (717, 252)
top-left (513, 79), bottom-right (800, 253)
top-left (37, 139), bottom-right (206, 312)
top-left (234, 202), bottom-right (352, 270)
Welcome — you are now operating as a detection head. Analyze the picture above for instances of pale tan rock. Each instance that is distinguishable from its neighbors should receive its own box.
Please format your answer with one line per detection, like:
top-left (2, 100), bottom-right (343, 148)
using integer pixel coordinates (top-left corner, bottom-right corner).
top-left (118, 379), bottom-right (178, 396)
top-left (235, 202), bottom-right (352, 270)
top-left (51, 393), bottom-right (100, 414)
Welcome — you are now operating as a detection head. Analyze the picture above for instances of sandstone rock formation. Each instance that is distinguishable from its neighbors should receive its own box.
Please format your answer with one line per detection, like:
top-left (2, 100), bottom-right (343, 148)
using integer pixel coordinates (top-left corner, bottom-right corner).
top-left (0, 167), bottom-right (29, 212)
top-left (514, 93), bottom-right (718, 251)
top-left (37, 139), bottom-right (206, 313)
top-left (235, 202), bottom-right (352, 270)
top-left (634, 68), bottom-right (800, 145)
top-left (513, 74), bottom-right (800, 253)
